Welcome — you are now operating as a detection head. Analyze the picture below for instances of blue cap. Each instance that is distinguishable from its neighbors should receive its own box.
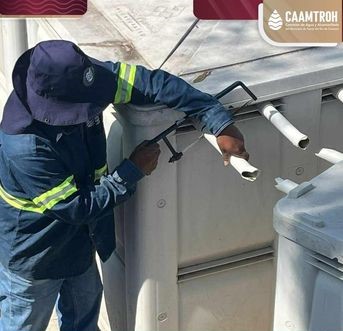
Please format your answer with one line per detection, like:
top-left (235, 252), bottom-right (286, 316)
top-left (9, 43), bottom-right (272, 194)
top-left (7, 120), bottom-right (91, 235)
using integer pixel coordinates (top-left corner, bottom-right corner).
top-left (1, 40), bottom-right (117, 134)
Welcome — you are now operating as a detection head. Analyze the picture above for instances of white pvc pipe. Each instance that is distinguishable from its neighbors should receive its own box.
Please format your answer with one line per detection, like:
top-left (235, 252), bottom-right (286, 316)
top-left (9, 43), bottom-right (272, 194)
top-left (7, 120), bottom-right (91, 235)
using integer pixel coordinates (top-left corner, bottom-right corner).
top-left (259, 103), bottom-right (309, 150)
top-left (331, 86), bottom-right (343, 103)
top-left (204, 134), bottom-right (260, 182)
top-left (275, 177), bottom-right (298, 194)
top-left (315, 148), bottom-right (343, 164)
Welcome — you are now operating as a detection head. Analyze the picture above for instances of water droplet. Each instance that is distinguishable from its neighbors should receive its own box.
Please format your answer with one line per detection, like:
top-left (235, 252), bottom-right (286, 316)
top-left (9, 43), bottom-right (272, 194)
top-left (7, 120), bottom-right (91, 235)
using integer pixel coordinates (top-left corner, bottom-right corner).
top-left (268, 10), bottom-right (283, 31)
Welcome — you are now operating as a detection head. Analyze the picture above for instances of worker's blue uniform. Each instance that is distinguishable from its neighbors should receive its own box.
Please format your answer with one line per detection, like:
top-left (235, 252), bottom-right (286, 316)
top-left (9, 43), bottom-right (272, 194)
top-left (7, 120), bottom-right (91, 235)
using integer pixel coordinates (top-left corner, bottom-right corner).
top-left (0, 60), bottom-right (234, 281)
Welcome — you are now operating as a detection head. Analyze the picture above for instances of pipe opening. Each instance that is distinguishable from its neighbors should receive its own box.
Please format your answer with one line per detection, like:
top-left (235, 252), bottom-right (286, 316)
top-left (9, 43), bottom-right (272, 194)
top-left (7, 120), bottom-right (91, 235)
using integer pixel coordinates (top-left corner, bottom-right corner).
top-left (242, 171), bottom-right (259, 181)
top-left (298, 138), bottom-right (310, 150)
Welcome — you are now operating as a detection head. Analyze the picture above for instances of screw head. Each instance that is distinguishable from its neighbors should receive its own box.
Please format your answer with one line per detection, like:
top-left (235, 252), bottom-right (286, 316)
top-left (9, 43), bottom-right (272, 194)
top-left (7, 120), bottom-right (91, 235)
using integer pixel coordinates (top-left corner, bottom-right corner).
top-left (157, 199), bottom-right (166, 208)
top-left (158, 312), bottom-right (168, 322)
top-left (296, 167), bottom-right (304, 176)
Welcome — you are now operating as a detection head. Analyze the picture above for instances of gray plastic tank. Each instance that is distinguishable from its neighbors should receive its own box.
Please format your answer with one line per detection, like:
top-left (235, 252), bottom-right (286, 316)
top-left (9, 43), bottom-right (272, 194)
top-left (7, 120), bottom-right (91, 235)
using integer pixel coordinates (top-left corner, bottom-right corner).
top-left (274, 160), bottom-right (343, 331)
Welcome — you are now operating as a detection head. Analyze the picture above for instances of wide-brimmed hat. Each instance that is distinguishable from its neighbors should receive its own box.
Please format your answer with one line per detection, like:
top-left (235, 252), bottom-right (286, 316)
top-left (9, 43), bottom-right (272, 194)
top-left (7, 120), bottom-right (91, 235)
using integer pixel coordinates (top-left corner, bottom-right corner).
top-left (1, 40), bottom-right (117, 134)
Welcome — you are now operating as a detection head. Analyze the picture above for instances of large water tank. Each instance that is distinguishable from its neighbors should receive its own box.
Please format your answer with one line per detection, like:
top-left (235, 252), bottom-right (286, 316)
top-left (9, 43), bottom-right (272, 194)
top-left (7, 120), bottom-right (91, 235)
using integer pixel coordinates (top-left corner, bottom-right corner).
top-left (273, 160), bottom-right (343, 331)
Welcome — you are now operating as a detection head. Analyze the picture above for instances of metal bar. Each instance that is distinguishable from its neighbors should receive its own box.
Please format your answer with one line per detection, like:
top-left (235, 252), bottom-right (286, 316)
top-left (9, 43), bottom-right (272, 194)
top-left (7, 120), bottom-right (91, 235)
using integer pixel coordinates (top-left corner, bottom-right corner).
top-left (159, 18), bottom-right (200, 70)
top-left (148, 81), bottom-right (257, 146)
top-left (179, 47), bottom-right (314, 77)
top-left (215, 81), bottom-right (258, 101)
top-left (178, 246), bottom-right (274, 282)
top-left (147, 118), bottom-right (187, 145)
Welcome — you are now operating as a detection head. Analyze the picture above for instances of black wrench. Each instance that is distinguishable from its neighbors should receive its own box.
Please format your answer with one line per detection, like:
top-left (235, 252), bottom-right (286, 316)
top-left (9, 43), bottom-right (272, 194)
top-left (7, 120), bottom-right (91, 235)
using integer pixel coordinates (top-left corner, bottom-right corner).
top-left (147, 81), bottom-right (257, 163)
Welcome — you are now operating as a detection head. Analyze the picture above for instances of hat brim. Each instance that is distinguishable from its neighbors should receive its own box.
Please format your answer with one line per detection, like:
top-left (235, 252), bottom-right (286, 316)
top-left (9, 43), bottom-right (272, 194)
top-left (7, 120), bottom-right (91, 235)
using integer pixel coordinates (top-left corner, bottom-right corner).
top-left (26, 81), bottom-right (106, 126)
top-left (15, 48), bottom-right (117, 127)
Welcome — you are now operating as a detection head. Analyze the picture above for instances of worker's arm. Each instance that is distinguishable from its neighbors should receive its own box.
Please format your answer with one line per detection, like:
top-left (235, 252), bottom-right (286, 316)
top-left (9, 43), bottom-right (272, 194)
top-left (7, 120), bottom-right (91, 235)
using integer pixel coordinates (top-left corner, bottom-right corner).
top-left (9, 140), bottom-right (160, 225)
top-left (99, 60), bottom-right (233, 136)
top-left (100, 60), bottom-right (248, 161)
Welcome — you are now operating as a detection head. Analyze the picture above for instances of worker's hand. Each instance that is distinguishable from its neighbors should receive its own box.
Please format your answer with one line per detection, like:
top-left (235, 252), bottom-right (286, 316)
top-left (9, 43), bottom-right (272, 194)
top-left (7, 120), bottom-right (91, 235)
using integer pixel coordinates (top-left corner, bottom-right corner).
top-left (129, 142), bottom-right (161, 176)
top-left (216, 125), bottom-right (249, 166)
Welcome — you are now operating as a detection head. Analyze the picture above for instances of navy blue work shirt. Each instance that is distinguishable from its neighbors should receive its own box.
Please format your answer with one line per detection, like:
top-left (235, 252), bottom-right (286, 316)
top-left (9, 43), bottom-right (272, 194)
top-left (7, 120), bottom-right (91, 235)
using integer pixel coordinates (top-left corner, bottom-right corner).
top-left (0, 61), bottom-right (234, 280)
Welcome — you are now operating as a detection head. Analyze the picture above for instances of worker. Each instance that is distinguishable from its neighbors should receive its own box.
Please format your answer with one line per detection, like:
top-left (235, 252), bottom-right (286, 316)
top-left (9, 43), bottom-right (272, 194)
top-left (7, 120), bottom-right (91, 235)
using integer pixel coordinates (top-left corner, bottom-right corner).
top-left (0, 39), bottom-right (249, 331)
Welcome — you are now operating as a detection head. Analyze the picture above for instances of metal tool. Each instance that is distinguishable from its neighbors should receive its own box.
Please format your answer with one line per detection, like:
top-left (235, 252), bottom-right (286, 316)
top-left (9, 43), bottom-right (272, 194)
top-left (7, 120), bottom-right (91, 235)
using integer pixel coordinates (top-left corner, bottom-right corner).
top-left (147, 81), bottom-right (257, 163)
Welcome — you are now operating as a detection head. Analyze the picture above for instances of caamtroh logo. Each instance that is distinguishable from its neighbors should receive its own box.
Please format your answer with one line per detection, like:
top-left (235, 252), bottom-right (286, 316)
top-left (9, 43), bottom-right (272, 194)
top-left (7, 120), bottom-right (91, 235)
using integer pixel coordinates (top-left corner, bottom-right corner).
top-left (260, 0), bottom-right (341, 46)
top-left (268, 9), bottom-right (283, 30)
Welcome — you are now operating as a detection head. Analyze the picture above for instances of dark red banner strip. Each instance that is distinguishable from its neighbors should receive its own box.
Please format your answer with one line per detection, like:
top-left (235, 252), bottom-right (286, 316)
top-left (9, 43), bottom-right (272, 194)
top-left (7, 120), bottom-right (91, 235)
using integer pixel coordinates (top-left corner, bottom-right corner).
top-left (194, 0), bottom-right (262, 19)
top-left (0, 0), bottom-right (87, 15)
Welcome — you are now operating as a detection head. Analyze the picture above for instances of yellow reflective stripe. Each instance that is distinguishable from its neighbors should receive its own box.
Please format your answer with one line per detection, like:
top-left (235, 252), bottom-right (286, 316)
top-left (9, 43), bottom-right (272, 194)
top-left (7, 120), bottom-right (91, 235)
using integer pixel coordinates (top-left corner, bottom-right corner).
top-left (94, 164), bottom-right (108, 181)
top-left (114, 63), bottom-right (127, 104)
top-left (43, 186), bottom-right (78, 209)
top-left (124, 65), bottom-right (137, 103)
top-left (0, 176), bottom-right (79, 214)
top-left (32, 175), bottom-right (75, 205)
top-left (114, 63), bottom-right (137, 104)
top-left (0, 185), bottom-right (45, 214)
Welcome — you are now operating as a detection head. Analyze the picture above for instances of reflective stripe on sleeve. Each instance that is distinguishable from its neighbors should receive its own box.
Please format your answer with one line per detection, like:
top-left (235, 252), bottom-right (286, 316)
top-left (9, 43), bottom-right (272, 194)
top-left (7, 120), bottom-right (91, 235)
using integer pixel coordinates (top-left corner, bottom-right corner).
top-left (0, 176), bottom-right (78, 214)
top-left (0, 185), bottom-right (46, 214)
top-left (114, 63), bottom-right (137, 104)
top-left (33, 175), bottom-right (76, 205)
